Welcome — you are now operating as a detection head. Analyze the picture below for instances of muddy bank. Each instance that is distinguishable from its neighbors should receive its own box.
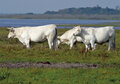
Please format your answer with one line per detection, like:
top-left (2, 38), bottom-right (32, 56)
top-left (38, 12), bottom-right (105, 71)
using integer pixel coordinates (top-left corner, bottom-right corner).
top-left (0, 62), bottom-right (98, 69)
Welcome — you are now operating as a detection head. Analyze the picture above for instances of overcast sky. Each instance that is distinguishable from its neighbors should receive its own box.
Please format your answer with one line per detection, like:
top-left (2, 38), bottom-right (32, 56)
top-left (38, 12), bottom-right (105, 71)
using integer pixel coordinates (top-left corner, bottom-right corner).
top-left (0, 0), bottom-right (120, 14)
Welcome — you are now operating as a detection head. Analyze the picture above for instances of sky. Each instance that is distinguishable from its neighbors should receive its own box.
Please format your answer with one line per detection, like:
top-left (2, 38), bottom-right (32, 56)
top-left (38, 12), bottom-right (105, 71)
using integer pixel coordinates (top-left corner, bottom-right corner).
top-left (0, 0), bottom-right (120, 14)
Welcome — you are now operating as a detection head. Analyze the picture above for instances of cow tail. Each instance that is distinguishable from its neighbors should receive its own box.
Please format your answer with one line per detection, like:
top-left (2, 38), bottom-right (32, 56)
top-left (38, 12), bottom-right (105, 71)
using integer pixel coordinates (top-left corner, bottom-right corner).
top-left (112, 29), bottom-right (116, 50)
top-left (113, 32), bottom-right (116, 50)
top-left (53, 28), bottom-right (58, 50)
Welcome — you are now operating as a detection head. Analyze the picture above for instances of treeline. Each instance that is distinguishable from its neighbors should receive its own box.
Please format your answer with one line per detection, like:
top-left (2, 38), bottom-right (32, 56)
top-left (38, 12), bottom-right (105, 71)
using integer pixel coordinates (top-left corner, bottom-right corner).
top-left (1, 14), bottom-right (120, 20)
top-left (44, 6), bottom-right (120, 15)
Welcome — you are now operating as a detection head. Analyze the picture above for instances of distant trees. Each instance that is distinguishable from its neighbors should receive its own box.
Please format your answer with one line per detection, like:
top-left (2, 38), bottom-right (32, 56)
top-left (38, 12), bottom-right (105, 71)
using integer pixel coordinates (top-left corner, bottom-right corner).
top-left (115, 5), bottom-right (120, 11)
top-left (26, 12), bottom-right (34, 15)
top-left (44, 6), bottom-right (120, 15)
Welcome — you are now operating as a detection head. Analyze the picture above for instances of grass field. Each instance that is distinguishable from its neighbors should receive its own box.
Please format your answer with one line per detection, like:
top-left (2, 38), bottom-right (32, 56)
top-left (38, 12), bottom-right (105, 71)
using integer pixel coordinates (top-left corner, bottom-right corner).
top-left (0, 68), bottom-right (120, 84)
top-left (0, 27), bottom-right (120, 84)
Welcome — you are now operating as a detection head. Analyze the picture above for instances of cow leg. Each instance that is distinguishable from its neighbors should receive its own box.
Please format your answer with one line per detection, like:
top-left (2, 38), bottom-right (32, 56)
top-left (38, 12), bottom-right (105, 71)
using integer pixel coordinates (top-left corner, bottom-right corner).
top-left (109, 37), bottom-right (116, 50)
top-left (47, 38), bottom-right (53, 49)
top-left (108, 40), bottom-right (112, 51)
top-left (70, 40), bottom-right (74, 49)
top-left (18, 37), bottom-right (26, 45)
top-left (26, 43), bottom-right (30, 48)
top-left (53, 37), bottom-right (57, 50)
top-left (91, 44), bottom-right (95, 50)
top-left (94, 43), bottom-right (97, 50)
top-left (70, 37), bottom-right (76, 49)
top-left (70, 44), bottom-right (73, 49)
top-left (90, 41), bottom-right (95, 50)
top-left (56, 40), bottom-right (61, 49)
top-left (24, 39), bottom-right (30, 49)
top-left (85, 44), bottom-right (90, 52)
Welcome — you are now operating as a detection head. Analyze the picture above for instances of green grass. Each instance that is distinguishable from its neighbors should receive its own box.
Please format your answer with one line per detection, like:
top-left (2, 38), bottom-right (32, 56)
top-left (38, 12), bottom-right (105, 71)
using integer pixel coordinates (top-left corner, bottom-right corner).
top-left (0, 68), bottom-right (120, 84)
top-left (0, 27), bottom-right (120, 84)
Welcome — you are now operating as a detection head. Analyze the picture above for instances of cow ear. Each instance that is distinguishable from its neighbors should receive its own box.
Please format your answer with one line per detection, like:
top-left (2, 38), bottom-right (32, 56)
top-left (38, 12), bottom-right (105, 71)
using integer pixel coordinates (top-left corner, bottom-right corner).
top-left (8, 27), bottom-right (15, 32)
top-left (77, 26), bottom-right (81, 32)
top-left (74, 26), bottom-right (80, 29)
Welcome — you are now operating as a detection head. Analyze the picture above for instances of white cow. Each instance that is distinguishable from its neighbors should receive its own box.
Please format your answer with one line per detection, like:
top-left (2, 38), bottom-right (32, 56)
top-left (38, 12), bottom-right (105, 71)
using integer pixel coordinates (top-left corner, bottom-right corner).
top-left (77, 26), bottom-right (116, 51)
top-left (57, 26), bottom-right (81, 49)
top-left (8, 24), bottom-right (57, 50)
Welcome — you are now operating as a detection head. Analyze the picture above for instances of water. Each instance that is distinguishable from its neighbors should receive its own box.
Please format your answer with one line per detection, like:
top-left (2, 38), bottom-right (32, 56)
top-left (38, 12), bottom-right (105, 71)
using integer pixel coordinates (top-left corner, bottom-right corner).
top-left (0, 19), bottom-right (120, 29)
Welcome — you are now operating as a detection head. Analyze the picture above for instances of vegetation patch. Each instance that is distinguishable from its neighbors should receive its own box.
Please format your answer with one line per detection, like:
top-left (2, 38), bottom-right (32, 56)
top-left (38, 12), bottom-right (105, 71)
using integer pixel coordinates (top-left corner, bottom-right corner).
top-left (0, 68), bottom-right (120, 84)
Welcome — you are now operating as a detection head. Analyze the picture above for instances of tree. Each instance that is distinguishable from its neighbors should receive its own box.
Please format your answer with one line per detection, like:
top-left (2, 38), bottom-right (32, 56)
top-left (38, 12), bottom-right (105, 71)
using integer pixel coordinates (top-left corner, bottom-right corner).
top-left (115, 5), bottom-right (120, 11)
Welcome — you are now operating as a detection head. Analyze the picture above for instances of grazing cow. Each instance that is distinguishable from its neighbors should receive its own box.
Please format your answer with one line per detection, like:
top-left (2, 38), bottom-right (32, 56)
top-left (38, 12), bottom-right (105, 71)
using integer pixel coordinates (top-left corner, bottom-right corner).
top-left (76, 26), bottom-right (116, 51)
top-left (57, 36), bottom-right (83, 48)
top-left (8, 24), bottom-right (57, 50)
top-left (57, 26), bottom-right (81, 49)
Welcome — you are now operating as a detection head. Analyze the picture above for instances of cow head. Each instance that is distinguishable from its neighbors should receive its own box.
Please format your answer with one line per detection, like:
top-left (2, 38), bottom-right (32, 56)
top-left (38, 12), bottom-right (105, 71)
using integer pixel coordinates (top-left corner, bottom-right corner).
top-left (8, 27), bottom-right (16, 39)
top-left (73, 26), bottom-right (81, 36)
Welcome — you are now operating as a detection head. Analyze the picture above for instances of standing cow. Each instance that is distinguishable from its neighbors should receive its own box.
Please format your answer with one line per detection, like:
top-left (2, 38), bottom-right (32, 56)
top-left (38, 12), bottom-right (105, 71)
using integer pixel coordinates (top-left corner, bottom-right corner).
top-left (57, 26), bottom-right (82, 49)
top-left (76, 26), bottom-right (116, 51)
top-left (8, 24), bottom-right (57, 50)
